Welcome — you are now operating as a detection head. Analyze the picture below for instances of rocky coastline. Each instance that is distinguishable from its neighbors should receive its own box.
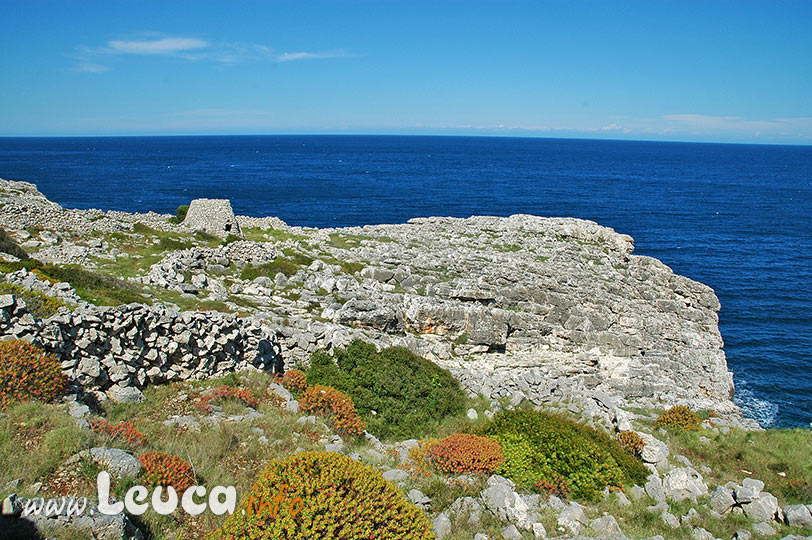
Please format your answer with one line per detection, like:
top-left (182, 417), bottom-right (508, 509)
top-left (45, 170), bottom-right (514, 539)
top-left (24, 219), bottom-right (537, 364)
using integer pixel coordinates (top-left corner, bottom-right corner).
top-left (0, 178), bottom-right (755, 430)
top-left (6, 177), bottom-right (809, 540)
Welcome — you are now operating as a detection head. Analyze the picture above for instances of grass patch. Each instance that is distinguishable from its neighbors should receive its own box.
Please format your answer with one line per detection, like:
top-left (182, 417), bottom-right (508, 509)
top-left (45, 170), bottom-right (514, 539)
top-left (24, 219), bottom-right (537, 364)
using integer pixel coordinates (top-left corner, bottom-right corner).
top-left (667, 427), bottom-right (812, 505)
top-left (240, 252), bottom-right (313, 280)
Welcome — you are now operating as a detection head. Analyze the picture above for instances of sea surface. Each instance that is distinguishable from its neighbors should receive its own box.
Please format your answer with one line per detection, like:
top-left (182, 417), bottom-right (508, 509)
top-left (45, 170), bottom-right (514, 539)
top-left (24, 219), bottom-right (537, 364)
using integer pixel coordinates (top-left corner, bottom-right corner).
top-left (0, 135), bottom-right (810, 428)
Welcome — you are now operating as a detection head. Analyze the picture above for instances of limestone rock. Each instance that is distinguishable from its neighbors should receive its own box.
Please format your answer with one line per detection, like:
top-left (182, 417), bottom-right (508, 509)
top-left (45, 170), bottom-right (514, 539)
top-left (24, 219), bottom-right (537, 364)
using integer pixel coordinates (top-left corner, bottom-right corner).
top-left (79, 447), bottom-right (142, 478)
top-left (784, 504), bottom-right (812, 529)
top-left (662, 467), bottom-right (708, 502)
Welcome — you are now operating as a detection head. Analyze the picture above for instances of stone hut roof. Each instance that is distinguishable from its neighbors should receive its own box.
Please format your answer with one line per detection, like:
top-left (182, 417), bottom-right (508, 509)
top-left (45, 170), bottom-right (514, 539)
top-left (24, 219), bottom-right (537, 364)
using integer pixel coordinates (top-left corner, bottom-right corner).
top-left (182, 198), bottom-right (242, 238)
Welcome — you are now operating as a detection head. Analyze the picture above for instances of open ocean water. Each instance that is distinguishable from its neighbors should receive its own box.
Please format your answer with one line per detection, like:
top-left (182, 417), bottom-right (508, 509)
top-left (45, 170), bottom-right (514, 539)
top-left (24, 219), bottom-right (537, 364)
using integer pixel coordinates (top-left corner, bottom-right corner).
top-left (0, 135), bottom-right (810, 428)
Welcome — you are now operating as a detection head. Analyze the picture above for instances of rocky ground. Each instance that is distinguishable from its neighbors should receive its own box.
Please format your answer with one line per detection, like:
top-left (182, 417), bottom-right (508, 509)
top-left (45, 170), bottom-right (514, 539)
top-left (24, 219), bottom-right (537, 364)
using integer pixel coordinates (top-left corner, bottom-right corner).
top-left (0, 178), bottom-right (754, 429)
top-left (1, 177), bottom-right (810, 540)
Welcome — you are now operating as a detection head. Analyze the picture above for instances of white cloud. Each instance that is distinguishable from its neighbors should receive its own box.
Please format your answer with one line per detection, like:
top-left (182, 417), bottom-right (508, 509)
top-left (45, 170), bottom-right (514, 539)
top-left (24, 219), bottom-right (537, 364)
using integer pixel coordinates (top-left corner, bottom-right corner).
top-left (72, 35), bottom-right (354, 72)
top-left (107, 37), bottom-right (209, 55)
top-left (276, 50), bottom-right (352, 62)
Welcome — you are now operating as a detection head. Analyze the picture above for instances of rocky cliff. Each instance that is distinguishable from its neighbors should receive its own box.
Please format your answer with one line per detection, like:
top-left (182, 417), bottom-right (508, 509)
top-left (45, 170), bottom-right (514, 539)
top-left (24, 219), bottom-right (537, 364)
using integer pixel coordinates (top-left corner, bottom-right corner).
top-left (0, 178), bottom-right (756, 428)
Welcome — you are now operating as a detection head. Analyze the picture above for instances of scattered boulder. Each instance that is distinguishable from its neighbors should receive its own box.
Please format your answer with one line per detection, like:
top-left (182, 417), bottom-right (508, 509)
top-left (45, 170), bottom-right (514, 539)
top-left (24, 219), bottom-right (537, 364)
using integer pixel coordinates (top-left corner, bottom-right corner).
top-left (784, 504), bottom-right (812, 529)
top-left (75, 447), bottom-right (141, 478)
top-left (662, 467), bottom-right (708, 502)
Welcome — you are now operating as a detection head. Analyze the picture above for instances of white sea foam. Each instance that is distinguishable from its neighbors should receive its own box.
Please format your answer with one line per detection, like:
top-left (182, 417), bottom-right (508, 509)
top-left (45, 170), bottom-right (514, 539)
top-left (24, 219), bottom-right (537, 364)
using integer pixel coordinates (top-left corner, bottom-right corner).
top-left (735, 385), bottom-right (779, 427)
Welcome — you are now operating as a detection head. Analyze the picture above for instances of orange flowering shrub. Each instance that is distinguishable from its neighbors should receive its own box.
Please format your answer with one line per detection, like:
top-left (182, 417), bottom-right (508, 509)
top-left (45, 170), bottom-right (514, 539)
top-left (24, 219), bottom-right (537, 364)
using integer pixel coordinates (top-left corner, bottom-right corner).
top-left (138, 452), bottom-right (195, 494)
top-left (196, 385), bottom-right (258, 413)
top-left (616, 430), bottom-right (645, 457)
top-left (276, 369), bottom-right (308, 396)
top-left (535, 475), bottom-right (571, 498)
top-left (0, 340), bottom-right (68, 408)
top-left (208, 451), bottom-right (434, 540)
top-left (299, 385), bottom-right (365, 438)
top-left (425, 433), bottom-right (504, 475)
top-left (656, 405), bottom-right (701, 431)
top-left (90, 418), bottom-right (147, 447)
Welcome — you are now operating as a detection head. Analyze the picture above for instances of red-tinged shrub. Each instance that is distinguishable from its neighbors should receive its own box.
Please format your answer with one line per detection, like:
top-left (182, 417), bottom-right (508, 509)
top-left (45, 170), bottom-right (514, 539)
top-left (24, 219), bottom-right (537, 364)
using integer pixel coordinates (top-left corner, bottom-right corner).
top-left (0, 340), bottom-right (68, 408)
top-left (535, 475), bottom-right (571, 498)
top-left (276, 369), bottom-right (308, 396)
top-left (139, 452), bottom-right (195, 494)
top-left (196, 385), bottom-right (258, 413)
top-left (299, 385), bottom-right (365, 438)
top-left (208, 451), bottom-right (434, 540)
top-left (616, 430), bottom-right (645, 458)
top-left (90, 418), bottom-right (147, 447)
top-left (425, 433), bottom-right (504, 475)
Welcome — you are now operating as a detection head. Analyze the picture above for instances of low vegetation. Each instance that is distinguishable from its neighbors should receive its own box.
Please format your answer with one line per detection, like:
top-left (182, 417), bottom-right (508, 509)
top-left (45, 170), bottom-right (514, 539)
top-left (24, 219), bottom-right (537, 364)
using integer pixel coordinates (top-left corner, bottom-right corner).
top-left (481, 409), bottom-right (649, 500)
top-left (0, 340), bottom-right (68, 408)
top-left (423, 433), bottom-right (504, 475)
top-left (0, 282), bottom-right (67, 318)
top-left (139, 451), bottom-right (196, 494)
top-left (0, 226), bottom-right (30, 260)
top-left (209, 451), bottom-right (434, 540)
top-left (299, 385), bottom-right (366, 438)
top-left (656, 405), bottom-right (702, 431)
top-left (306, 340), bottom-right (467, 440)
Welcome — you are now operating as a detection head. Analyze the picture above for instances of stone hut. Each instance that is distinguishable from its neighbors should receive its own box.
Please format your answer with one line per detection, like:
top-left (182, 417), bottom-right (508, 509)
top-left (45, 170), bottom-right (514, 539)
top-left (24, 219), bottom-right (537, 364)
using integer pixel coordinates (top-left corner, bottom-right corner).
top-left (182, 198), bottom-right (242, 238)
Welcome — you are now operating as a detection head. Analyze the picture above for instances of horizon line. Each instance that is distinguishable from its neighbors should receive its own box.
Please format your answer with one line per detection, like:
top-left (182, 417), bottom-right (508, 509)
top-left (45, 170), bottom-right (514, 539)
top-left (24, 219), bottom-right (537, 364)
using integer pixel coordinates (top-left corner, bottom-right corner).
top-left (0, 132), bottom-right (810, 148)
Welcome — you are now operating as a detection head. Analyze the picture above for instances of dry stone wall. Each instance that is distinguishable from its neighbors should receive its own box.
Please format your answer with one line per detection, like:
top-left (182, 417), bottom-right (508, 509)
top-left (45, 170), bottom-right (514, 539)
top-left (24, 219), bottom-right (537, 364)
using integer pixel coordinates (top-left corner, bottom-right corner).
top-left (0, 294), bottom-right (280, 402)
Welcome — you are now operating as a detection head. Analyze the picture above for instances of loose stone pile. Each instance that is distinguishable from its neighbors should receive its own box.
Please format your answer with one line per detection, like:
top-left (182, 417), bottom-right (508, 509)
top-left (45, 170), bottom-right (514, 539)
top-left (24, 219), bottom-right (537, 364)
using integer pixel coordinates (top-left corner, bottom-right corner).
top-left (138, 241), bottom-right (277, 296)
top-left (0, 294), bottom-right (280, 403)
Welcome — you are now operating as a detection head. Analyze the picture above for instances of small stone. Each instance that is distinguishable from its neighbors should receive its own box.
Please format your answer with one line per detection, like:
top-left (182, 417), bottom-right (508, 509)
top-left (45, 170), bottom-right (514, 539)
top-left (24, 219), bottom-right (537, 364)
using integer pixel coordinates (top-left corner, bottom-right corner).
top-left (735, 529), bottom-right (753, 540)
top-left (692, 527), bottom-right (714, 540)
top-left (532, 522), bottom-right (547, 539)
top-left (662, 511), bottom-right (681, 528)
top-left (106, 384), bottom-right (145, 403)
top-left (710, 485), bottom-right (736, 514)
top-left (382, 469), bottom-right (409, 483)
top-left (502, 524), bottom-right (522, 539)
top-left (2, 494), bottom-right (22, 517)
top-left (433, 512), bottom-right (452, 538)
top-left (616, 491), bottom-right (632, 506)
top-left (590, 515), bottom-right (622, 535)
top-left (783, 504), bottom-right (812, 529)
top-left (752, 522), bottom-right (776, 536)
top-left (630, 485), bottom-right (646, 500)
top-left (466, 408), bottom-right (479, 420)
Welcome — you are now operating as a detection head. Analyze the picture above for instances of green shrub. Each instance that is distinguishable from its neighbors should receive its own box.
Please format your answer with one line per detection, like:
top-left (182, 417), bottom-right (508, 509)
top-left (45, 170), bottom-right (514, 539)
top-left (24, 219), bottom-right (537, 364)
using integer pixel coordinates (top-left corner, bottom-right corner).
top-left (481, 410), bottom-right (648, 500)
top-left (306, 340), bottom-right (466, 440)
top-left (208, 451), bottom-right (434, 540)
top-left (0, 340), bottom-right (68, 408)
top-left (656, 405), bottom-right (701, 431)
top-left (0, 283), bottom-right (67, 318)
top-left (0, 226), bottom-right (29, 260)
top-left (175, 204), bottom-right (189, 223)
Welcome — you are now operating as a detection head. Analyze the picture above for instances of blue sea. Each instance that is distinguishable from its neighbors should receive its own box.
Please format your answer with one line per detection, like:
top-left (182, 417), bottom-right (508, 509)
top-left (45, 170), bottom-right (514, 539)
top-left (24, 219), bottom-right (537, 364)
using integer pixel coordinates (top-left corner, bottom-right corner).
top-left (0, 135), bottom-right (810, 428)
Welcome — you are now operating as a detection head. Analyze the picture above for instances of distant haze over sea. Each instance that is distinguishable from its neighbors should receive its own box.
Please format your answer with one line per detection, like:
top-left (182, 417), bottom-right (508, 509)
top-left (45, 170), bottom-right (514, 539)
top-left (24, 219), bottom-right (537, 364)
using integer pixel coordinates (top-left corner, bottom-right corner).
top-left (1, 135), bottom-right (810, 427)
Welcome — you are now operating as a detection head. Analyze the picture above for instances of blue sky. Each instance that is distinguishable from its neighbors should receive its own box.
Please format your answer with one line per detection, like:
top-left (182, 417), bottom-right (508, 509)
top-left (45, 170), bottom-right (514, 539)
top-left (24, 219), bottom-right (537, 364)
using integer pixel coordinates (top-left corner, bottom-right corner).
top-left (1, 1), bottom-right (810, 143)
